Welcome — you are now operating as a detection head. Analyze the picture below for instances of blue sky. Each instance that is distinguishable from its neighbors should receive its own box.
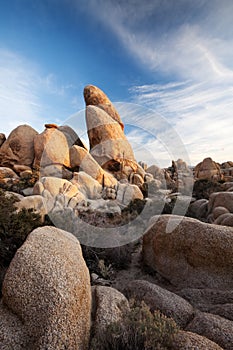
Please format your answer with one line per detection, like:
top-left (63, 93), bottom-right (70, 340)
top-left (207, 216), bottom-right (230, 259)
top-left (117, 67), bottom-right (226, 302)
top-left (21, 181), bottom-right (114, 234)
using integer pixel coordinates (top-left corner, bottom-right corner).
top-left (1, 0), bottom-right (233, 167)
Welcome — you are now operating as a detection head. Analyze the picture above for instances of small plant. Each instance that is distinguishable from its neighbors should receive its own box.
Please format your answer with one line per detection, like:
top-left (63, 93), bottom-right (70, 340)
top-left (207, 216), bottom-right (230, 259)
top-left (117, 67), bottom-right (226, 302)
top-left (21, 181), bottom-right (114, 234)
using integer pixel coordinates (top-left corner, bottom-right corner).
top-left (98, 259), bottom-right (113, 279)
top-left (90, 300), bottom-right (179, 350)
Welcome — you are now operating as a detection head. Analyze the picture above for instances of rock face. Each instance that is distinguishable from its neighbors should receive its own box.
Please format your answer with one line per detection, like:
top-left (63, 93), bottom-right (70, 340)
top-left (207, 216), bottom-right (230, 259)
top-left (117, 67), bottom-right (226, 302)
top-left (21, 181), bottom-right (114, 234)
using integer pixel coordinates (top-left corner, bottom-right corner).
top-left (0, 125), bottom-right (38, 167)
top-left (86, 105), bottom-right (142, 181)
top-left (2, 226), bottom-right (91, 349)
top-left (0, 133), bottom-right (6, 147)
top-left (143, 215), bottom-right (233, 289)
top-left (84, 84), bottom-right (124, 130)
top-left (58, 125), bottom-right (87, 149)
top-left (70, 145), bottom-right (117, 187)
top-left (172, 330), bottom-right (224, 350)
top-left (186, 311), bottom-right (233, 350)
top-left (33, 125), bottom-right (70, 169)
top-left (91, 286), bottom-right (129, 336)
top-left (207, 192), bottom-right (233, 226)
top-left (194, 157), bottom-right (222, 181)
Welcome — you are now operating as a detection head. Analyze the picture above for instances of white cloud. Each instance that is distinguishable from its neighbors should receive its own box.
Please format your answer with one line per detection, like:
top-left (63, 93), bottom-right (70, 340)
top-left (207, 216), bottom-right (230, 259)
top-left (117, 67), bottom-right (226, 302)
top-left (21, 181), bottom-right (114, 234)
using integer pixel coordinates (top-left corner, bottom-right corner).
top-left (83, 0), bottom-right (233, 166)
top-left (130, 79), bottom-right (233, 165)
top-left (0, 49), bottom-right (82, 137)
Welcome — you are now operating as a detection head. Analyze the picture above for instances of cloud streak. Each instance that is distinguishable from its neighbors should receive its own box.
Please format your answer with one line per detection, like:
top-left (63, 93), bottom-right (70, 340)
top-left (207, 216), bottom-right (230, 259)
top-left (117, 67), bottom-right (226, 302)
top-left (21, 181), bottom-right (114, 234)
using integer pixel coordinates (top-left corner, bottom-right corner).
top-left (84, 0), bottom-right (233, 166)
top-left (0, 49), bottom-right (81, 137)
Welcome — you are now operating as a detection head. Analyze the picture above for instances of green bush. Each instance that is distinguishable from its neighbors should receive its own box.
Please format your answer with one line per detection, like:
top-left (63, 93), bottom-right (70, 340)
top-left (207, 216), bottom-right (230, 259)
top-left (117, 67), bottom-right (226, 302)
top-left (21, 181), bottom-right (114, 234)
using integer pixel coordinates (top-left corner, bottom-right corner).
top-left (90, 300), bottom-right (179, 350)
top-left (0, 190), bottom-right (42, 292)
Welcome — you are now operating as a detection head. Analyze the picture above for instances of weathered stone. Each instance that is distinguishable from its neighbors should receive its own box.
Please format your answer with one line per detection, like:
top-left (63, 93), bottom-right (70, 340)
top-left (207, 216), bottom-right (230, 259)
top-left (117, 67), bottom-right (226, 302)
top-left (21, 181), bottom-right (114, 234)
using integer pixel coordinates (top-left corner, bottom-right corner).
top-left (0, 167), bottom-right (19, 179)
top-left (84, 84), bottom-right (124, 129)
top-left (33, 127), bottom-right (70, 168)
top-left (2, 226), bottom-right (91, 349)
top-left (34, 177), bottom-right (79, 199)
top-left (13, 164), bottom-right (32, 173)
top-left (143, 215), bottom-right (233, 288)
top-left (212, 206), bottom-right (229, 219)
top-left (86, 105), bottom-right (140, 179)
top-left (208, 192), bottom-right (233, 215)
top-left (0, 300), bottom-right (28, 350)
top-left (188, 199), bottom-right (208, 219)
top-left (0, 125), bottom-right (37, 167)
top-left (19, 170), bottom-right (32, 179)
top-left (0, 133), bottom-right (6, 147)
top-left (116, 183), bottom-right (143, 205)
top-left (44, 123), bottom-right (58, 129)
top-left (70, 145), bottom-right (117, 187)
top-left (39, 164), bottom-right (72, 180)
top-left (214, 213), bottom-right (233, 227)
top-left (71, 171), bottom-right (102, 200)
top-left (177, 288), bottom-right (233, 310)
top-left (172, 330), bottom-right (223, 350)
top-left (16, 195), bottom-right (46, 221)
top-left (91, 286), bottom-right (129, 336)
top-left (124, 280), bottom-right (194, 327)
top-left (194, 157), bottom-right (222, 181)
top-left (58, 125), bottom-right (87, 149)
top-left (186, 311), bottom-right (233, 350)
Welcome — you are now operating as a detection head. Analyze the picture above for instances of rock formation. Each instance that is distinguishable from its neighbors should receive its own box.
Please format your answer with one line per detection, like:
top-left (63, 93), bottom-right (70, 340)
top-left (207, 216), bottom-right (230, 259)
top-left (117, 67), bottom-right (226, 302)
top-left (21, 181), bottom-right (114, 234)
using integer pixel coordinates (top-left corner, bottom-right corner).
top-left (83, 84), bottom-right (124, 130)
top-left (143, 215), bottom-right (233, 289)
top-left (0, 125), bottom-right (38, 167)
top-left (33, 124), bottom-right (70, 170)
top-left (1, 226), bottom-right (91, 349)
top-left (194, 157), bottom-right (222, 181)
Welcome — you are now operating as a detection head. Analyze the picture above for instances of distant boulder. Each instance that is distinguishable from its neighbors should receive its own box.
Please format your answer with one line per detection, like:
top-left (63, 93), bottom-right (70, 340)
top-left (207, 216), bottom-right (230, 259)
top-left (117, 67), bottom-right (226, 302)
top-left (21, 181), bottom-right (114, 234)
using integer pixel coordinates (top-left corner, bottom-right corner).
top-left (0, 125), bottom-right (38, 168)
top-left (194, 157), bottom-right (222, 181)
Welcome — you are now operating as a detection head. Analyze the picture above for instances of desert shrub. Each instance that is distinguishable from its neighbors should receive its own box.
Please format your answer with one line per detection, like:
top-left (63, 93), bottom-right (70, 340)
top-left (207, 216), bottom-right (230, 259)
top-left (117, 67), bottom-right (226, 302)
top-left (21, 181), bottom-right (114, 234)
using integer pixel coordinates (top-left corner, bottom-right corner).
top-left (0, 190), bottom-right (42, 292)
top-left (0, 167), bottom-right (40, 193)
top-left (90, 300), bottom-right (179, 350)
top-left (192, 179), bottom-right (225, 199)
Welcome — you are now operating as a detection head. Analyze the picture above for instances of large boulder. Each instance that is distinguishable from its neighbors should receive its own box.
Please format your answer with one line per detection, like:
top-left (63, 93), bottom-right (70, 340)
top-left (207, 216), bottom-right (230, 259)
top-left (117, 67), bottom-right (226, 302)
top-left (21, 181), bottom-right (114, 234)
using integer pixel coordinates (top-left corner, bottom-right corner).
top-left (58, 125), bottom-right (87, 149)
top-left (91, 286), bottom-right (129, 336)
top-left (84, 84), bottom-right (124, 130)
top-left (16, 195), bottom-right (46, 221)
top-left (172, 330), bottom-right (223, 350)
top-left (0, 167), bottom-right (19, 179)
top-left (33, 124), bottom-right (70, 169)
top-left (70, 145), bottom-right (117, 187)
top-left (0, 125), bottom-right (38, 167)
top-left (34, 177), bottom-right (79, 198)
top-left (143, 215), bottom-right (233, 289)
top-left (186, 311), bottom-right (233, 350)
top-left (207, 192), bottom-right (233, 226)
top-left (188, 199), bottom-right (208, 220)
top-left (194, 157), bottom-right (222, 181)
top-left (2, 226), bottom-right (91, 349)
top-left (86, 105), bottom-right (144, 181)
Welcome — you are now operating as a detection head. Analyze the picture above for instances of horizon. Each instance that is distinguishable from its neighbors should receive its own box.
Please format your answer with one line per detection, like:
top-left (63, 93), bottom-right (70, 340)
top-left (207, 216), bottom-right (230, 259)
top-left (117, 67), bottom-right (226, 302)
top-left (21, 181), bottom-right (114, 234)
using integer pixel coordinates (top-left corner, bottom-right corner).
top-left (1, 1), bottom-right (233, 168)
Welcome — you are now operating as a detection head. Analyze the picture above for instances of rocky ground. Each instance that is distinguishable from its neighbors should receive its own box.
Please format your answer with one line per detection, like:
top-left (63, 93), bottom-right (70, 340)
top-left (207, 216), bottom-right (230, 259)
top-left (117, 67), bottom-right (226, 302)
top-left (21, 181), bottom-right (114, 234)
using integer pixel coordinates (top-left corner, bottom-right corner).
top-left (0, 84), bottom-right (233, 349)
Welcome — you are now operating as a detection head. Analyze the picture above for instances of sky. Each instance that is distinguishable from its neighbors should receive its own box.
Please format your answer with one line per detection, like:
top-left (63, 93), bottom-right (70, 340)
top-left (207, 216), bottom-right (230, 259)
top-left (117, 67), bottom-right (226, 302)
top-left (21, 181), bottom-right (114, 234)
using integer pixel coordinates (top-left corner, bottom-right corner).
top-left (0, 0), bottom-right (233, 167)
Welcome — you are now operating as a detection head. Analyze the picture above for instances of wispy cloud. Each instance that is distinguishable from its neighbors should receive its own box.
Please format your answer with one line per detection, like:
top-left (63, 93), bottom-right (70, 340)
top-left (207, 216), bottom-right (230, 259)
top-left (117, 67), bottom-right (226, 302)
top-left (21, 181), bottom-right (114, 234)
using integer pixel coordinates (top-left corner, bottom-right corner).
top-left (0, 49), bottom-right (81, 136)
top-left (83, 0), bottom-right (233, 166)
